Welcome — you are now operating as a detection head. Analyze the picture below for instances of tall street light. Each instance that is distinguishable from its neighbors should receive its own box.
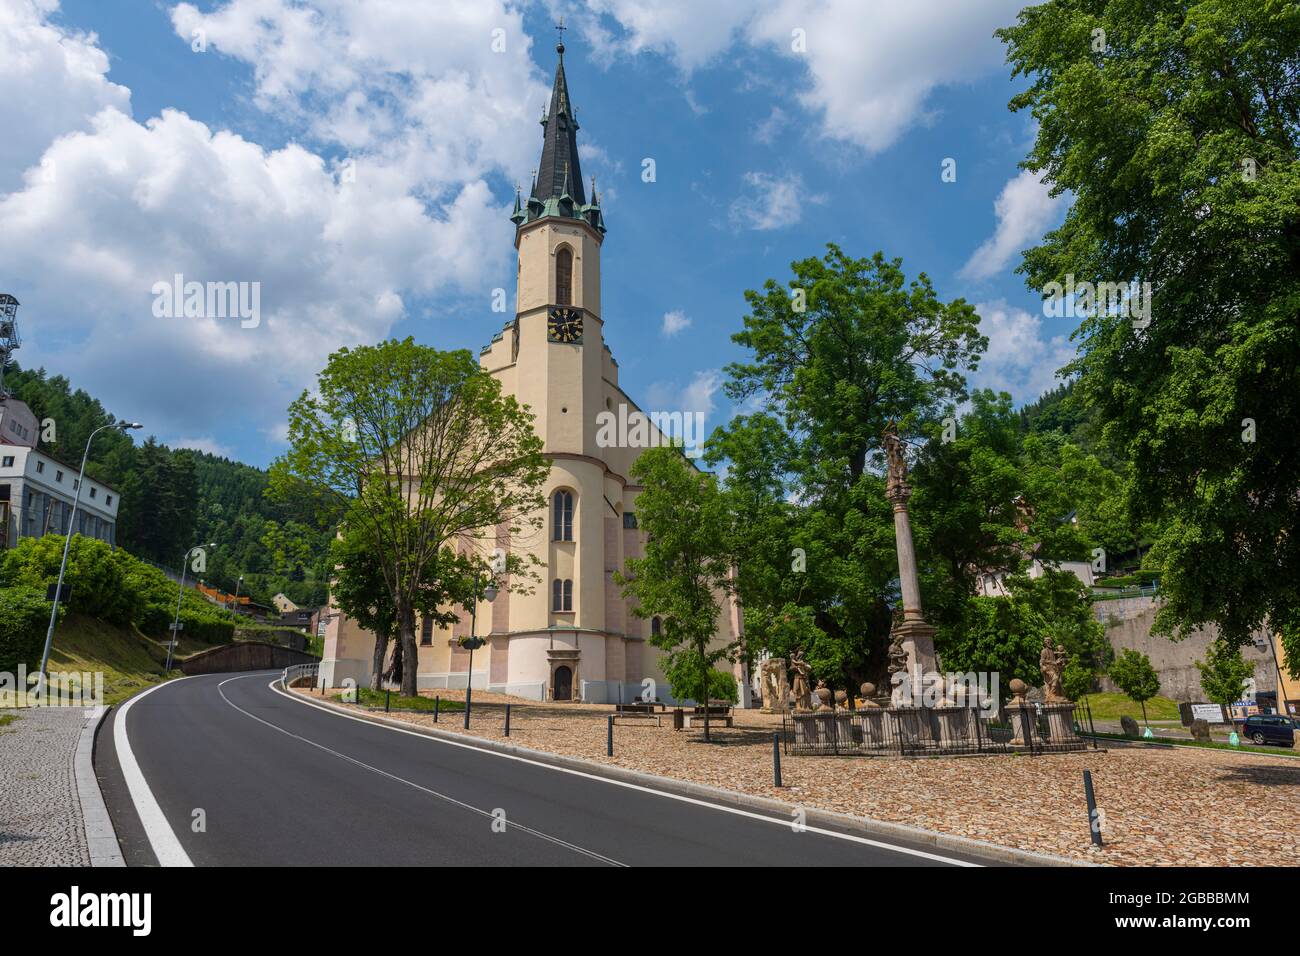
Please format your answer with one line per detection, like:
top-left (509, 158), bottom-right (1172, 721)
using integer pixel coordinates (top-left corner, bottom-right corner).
top-left (230, 574), bottom-right (244, 613)
top-left (461, 577), bottom-right (499, 729)
top-left (167, 541), bottom-right (216, 671)
top-left (36, 420), bottom-right (142, 695)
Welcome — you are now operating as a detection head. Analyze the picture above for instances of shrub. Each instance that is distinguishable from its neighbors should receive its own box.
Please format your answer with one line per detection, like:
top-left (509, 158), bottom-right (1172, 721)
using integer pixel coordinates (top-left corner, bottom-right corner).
top-left (0, 587), bottom-right (56, 674)
top-left (0, 535), bottom-right (138, 626)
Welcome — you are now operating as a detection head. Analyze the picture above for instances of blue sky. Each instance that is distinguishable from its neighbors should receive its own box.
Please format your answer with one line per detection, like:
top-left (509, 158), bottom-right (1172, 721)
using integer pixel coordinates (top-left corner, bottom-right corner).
top-left (1, 1), bottom-right (1073, 468)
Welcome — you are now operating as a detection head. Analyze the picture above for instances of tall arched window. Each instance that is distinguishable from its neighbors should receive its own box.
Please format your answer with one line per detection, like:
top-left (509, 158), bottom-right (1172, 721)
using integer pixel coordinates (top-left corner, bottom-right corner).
top-left (651, 616), bottom-right (662, 638)
top-left (555, 247), bottom-right (573, 306)
top-left (552, 578), bottom-right (573, 612)
top-left (553, 490), bottom-right (574, 541)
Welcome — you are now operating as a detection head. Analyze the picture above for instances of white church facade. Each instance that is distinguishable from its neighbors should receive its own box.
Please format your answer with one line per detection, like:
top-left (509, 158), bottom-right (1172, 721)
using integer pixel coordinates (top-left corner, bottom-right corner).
top-left (320, 41), bottom-right (745, 704)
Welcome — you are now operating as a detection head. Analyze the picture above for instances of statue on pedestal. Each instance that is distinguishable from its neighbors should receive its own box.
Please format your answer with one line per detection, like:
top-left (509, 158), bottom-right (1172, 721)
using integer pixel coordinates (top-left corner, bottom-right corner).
top-left (760, 657), bottom-right (789, 713)
top-left (1040, 636), bottom-right (1068, 702)
top-left (789, 649), bottom-right (813, 711)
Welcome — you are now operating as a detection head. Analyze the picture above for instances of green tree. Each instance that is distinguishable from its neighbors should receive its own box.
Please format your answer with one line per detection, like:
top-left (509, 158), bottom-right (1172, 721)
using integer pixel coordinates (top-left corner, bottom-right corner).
top-left (999, 0), bottom-right (1300, 655)
top-left (0, 587), bottom-right (56, 675)
top-left (708, 245), bottom-right (985, 689)
top-left (616, 447), bottom-right (735, 741)
top-left (1196, 639), bottom-right (1255, 708)
top-left (1109, 648), bottom-right (1162, 729)
top-left (269, 339), bottom-right (548, 697)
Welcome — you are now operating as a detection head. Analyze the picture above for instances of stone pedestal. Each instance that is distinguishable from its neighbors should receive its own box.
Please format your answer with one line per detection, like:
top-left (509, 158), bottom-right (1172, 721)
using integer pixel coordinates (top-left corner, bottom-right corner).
top-left (932, 705), bottom-right (974, 749)
top-left (1041, 701), bottom-right (1084, 747)
top-left (1008, 703), bottom-right (1037, 746)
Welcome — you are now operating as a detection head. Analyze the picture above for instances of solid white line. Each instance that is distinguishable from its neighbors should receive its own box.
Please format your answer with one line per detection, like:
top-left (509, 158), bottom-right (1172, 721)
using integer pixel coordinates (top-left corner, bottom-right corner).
top-left (217, 676), bottom-right (624, 867)
top-left (113, 679), bottom-right (195, 867)
top-left (273, 680), bottom-right (981, 866)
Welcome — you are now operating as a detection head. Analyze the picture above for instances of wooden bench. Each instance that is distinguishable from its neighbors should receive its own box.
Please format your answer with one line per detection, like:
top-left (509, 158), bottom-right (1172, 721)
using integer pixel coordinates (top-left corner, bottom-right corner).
top-left (612, 713), bottom-right (662, 727)
top-left (684, 713), bottom-right (733, 729)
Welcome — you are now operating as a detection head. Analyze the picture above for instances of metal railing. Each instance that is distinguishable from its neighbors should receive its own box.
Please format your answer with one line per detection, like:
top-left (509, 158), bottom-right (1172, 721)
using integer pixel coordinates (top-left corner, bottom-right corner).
top-left (282, 662), bottom-right (319, 688)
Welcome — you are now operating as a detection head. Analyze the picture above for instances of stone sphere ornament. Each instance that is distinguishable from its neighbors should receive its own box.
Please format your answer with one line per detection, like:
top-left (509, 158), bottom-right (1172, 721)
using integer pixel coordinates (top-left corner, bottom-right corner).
top-left (834, 689), bottom-right (848, 706)
top-left (860, 682), bottom-right (876, 697)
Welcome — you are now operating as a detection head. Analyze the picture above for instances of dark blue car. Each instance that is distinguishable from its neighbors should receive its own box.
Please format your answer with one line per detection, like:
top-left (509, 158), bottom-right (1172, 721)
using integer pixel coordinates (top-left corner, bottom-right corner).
top-left (1242, 715), bottom-right (1296, 747)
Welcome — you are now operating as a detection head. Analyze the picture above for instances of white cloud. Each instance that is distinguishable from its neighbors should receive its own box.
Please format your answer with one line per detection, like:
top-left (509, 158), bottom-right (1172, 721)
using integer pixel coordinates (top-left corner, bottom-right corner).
top-left (171, 436), bottom-right (235, 458)
top-left (579, 0), bottom-right (1025, 154)
top-left (0, 0), bottom-right (131, 193)
top-left (647, 369), bottom-right (723, 420)
top-left (661, 309), bottom-right (692, 337)
top-left (729, 171), bottom-right (822, 231)
top-left (960, 169), bottom-right (1064, 281)
top-left (0, 1), bottom-right (555, 449)
top-left (970, 300), bottom-right (1075, 403)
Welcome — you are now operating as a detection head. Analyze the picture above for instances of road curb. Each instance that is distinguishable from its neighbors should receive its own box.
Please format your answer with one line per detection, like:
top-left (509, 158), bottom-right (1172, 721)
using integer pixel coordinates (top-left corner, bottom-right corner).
top-left (279, 684), bottom-right (1094, 868)
top-left (76, 705), bottom-right (125, 867)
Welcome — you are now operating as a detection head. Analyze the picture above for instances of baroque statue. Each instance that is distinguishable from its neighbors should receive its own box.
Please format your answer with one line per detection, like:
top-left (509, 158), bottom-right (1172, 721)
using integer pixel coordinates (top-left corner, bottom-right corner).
top-left (760, 657), bottom-right (789, 713)
top-left (789, 649), bottom-right (813, 711)
top-left (1040, 636), bottom-right (1069, 702)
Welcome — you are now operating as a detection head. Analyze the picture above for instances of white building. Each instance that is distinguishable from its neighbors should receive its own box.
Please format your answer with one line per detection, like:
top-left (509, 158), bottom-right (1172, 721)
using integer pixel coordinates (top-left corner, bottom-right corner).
top-left (0, 436), bottom-right (120, 550)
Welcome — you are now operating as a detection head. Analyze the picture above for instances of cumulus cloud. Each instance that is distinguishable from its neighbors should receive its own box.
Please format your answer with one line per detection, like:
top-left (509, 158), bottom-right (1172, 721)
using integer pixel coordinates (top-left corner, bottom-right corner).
top-left (647, 369), bottom-right (723, 420)
top-left (970, 300), bottom-right (1075, 402)
top-left (0, 1), bottom-right (557, 451)
top-left (579, 0), bottom-right (1025, 154)
top-left (960, 169), bottom-right (1064, 281)
top-left (0, 0), bottom-right (131, 193)
top-left (661, 309), bottom-right (692, 337)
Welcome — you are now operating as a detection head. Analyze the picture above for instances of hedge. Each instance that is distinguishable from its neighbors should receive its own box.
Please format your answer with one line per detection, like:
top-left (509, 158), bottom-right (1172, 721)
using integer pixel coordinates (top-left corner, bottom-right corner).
top-left (0, 587), bottom-right (56, 674)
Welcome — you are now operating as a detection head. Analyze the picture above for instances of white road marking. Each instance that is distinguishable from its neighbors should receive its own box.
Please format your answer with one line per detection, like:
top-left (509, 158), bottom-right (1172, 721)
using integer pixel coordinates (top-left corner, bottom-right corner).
top-left (113, 679), bottom-right (195, 867)
top-left (217, 676), bottom-right (624, 867)
top-left (273, 679), bottom-right (982, 866)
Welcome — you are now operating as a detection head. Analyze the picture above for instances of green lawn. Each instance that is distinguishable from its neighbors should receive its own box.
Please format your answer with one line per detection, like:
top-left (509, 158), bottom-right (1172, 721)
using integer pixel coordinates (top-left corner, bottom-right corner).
top-left (353, 687), bottom-right (464, 712)
top-left (0, 714), bottom-right (18, 728)
top-left (1080, 691), bottom-right (1181, 722)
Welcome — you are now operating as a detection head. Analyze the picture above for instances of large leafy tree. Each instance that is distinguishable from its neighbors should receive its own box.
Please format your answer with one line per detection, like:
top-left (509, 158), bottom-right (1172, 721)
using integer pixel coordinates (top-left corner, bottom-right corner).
top-left (270, 340), bottom-right (548, 697)
top-left (1109, 648), bottom-right (1163, 727)
top-left (1196, 638), bottom-right (1256, 706)
top-left (616, 447), bottom-right (735, 740)
top-left (999, 0), bottom-right (1300, 660)
top-left (708, 245), bottom-right (985, 689)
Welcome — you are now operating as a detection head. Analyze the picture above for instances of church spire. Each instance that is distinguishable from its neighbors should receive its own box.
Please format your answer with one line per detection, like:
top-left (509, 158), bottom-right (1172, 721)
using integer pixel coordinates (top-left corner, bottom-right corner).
top-left (518, 27), bottom-right (605, 234)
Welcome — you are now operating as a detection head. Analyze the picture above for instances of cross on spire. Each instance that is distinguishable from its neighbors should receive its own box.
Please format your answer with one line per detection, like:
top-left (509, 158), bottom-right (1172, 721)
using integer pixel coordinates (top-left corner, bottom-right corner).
top-left (555, 16), bottom-right (567, 53)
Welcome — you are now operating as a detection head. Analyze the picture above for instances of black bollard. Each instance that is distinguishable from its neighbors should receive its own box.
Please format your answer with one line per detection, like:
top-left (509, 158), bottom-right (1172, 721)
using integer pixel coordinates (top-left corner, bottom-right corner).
top-left (607, 715), bottom-right (614, 756)
top-left (434, 695), bottom-right (440, 722)
top-left (1083, 769), bottom-right (1103, 847)
top-left (504, 703), bottom-right (511, 737)
top-left (773, 732), bottom-right (782, 788)
top-left (385, 687), bottom-right (391, 713)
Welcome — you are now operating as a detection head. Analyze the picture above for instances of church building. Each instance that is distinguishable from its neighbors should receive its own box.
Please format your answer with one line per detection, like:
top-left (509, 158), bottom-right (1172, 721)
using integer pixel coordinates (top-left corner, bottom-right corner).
top-left (320, 40), bottom-right (745, 704)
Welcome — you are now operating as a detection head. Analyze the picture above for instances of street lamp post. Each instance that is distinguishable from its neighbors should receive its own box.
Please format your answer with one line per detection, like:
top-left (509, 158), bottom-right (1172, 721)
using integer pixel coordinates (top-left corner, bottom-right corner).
top-left (461, 578), bottom-right (499, 728)
top-left (231, 575), bottom-right (243, 614)
top-left (36, 420), bottom-right (142, 695)
top-left (167, 541), bottom-right (217, 671)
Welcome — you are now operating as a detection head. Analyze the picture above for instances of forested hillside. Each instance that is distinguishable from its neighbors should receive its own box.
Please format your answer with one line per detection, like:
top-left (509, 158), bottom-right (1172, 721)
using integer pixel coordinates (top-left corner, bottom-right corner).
top-left (4, 364), bottom-right (330, 607)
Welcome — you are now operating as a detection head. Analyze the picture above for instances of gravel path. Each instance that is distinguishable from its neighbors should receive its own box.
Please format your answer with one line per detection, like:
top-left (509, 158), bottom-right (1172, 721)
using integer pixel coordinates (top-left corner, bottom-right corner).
top-left (305, 688), bottom-right (1300, 866)
top-left (0, 707), bottom-right (92, 866)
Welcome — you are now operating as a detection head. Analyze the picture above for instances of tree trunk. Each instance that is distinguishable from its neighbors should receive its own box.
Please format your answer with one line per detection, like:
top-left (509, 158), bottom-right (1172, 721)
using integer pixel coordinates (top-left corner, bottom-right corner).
top-left (701, 643), bottom-right (711, 743)
top-left (370, 633), bottom-right (388, 691)
top-left (398, 602), bottom-right (419, 698)
top-left (386, 637), bottom-right (404, 688)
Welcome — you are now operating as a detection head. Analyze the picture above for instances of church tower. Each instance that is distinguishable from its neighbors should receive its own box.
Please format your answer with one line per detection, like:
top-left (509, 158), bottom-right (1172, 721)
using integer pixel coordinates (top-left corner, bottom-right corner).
top-left (322, 36), bottom-right (742, 705)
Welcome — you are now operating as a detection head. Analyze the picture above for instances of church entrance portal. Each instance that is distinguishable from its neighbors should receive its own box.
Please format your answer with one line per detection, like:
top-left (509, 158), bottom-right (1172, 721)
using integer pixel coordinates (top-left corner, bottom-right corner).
top-left (553, 665), bottom-right (573, 701)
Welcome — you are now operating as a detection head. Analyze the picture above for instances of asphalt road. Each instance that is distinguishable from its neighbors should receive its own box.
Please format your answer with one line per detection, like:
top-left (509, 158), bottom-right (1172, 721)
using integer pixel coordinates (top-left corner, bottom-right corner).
top-left (95, 672), bottom-right (1002, 867)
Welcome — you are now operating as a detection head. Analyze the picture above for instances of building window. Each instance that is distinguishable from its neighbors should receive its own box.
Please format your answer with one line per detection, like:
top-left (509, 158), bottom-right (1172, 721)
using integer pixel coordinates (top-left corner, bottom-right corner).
top-left (552, 578), bottom-right (573, 612)
top-left (622, 511), bottom-right (637, 529)
top-left (651, 616), bottom-right (662, 638)
top-left (55, 470), bottom-right (63, 482)
top-left (420, 616), bottom-right (434, 646)
top-left (35, 461), bottom-right (44, 474)
top-left (89, 487), bottom-right (97, 499)
top-left (555, 246), bottom-right (573, 306)
top-left (1, 456), bottom-right (12, 467)
top-left (106, 494), bottom-right (112, 506)
top-left (553, 490), bottom-right (573, 541)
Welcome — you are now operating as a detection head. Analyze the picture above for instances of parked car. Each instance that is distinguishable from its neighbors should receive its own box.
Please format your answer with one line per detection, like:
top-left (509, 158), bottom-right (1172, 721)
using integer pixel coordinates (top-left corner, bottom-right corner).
top-left (1241, 715), bottom-right (1296, 747)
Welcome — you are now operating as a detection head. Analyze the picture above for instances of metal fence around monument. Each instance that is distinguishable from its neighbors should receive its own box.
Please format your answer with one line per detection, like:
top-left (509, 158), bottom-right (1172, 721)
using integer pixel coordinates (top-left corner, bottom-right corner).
top-left (780, 700), bottom-right (1095, 758)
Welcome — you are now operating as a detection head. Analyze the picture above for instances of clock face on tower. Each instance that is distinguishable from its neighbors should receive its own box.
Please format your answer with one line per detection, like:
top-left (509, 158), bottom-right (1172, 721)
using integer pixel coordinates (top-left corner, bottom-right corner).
top-left (547, 307), bottom-right (583, 344)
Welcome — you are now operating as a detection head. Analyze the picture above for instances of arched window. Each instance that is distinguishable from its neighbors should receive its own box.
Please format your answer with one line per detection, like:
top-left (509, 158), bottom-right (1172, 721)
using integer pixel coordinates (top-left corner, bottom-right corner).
top-left (553, 578), bottom-right (573, 612)
top-left (651, 616), bottom-right (662, 638)
top-left (553, 490), bottom-right (574, 541)
top-left (555, 247), bottom-right (573, 306)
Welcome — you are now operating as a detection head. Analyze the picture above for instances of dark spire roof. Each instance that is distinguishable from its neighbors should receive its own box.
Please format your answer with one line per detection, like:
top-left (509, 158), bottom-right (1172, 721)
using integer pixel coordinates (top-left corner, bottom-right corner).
top-left (533, 42), bottom-right (586, 207)
top-left (518, 40), bottom-right (605, 234)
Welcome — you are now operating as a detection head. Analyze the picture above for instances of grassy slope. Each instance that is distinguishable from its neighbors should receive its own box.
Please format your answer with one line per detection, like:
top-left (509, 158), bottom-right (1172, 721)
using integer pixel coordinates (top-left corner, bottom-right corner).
top-left (1081, 691), bottom-right (1181, 721)
top-left (44, 612), bottom-right (175, 705)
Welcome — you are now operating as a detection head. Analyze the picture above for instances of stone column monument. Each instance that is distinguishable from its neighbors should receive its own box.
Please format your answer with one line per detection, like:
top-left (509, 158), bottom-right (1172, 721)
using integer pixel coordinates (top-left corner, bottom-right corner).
top-left (882, 424), bottom-right (939, 701)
